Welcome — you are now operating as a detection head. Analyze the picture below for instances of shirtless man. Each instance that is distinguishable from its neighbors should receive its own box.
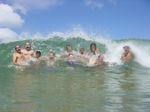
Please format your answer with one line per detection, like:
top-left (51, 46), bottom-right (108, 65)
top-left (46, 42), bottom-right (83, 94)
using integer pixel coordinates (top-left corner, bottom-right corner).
top-left (12, 45), bottom-right (26, 65)
top-left (21, 42), bottom-right (34, 61)
top-left (121, 46), bottom-right (134, 64)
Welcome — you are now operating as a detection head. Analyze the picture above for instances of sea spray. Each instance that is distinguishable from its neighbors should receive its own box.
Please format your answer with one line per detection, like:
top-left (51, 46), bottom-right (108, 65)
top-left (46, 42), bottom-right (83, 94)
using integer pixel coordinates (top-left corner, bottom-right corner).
top-left (0, 29), bottom-right (150, 68)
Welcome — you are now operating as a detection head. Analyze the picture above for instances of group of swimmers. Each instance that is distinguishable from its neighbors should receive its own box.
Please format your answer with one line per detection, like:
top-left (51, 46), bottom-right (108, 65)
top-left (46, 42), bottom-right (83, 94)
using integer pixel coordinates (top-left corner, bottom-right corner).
top-left (13, 42), bottom-right (134, 68)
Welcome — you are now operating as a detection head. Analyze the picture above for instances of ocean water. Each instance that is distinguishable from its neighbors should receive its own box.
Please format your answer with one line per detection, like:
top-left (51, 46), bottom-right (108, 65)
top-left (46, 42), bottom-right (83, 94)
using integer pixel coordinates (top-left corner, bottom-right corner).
top-left (0, 37), bottom-right (150, 112)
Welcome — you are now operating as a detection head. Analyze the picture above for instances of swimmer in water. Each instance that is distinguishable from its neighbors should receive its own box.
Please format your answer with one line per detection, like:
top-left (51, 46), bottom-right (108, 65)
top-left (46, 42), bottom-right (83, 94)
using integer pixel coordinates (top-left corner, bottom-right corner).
top-left (66, 44), bottom-right (74, 56)
top-left (21, 42), bottom-right (34, 62)
top-left (95, 54), bottom-right (104, 65)
top-left (88, 43), bottom-right (104, 66)
top-left (90, 42), bottom-right (100, 55)
top-left (121, 45), bottom-right (134, 64)
top-left (12, 45), bottom-right (26, 66)
top-left (35, 51), bottom-right (41, 59)
top-left (76, 47), bottom-right (89, 65)
top-left (47, 52), bottom-right (56, 66)
top-left (79, 47), bottom-right (85, 55)
top-left (60, 44), bottom-right (76, 60)
top-left (33, 51), bottom-right (42, 65)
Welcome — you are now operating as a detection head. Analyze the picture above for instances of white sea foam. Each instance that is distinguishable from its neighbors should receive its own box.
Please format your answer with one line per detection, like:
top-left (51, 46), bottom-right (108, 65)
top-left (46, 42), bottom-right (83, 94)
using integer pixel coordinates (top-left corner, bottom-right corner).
top-left (0, 27), bottom-right (150, 68)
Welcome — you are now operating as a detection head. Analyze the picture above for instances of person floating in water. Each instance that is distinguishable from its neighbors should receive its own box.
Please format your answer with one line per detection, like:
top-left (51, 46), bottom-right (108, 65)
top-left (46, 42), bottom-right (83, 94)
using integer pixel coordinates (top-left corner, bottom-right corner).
top-left (121, 45), bottom-right (134, 64)
top-left (12, 45), bottom-right (26, 66)
top-left (21, 42), bottom-right (34, 62)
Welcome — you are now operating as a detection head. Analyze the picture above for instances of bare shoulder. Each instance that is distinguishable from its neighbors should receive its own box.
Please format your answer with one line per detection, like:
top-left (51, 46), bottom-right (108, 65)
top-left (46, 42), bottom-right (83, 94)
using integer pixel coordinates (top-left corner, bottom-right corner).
top-left (128, 51), bottom-right (134, 57)
top-left (21, 49), bottom-right (25, 52)
top-left (30, 50), bottom-right (34, 54)
top-left (13, 53), bottom-right (17, 57)
top-left (31, 50), bottom-right (34, 53)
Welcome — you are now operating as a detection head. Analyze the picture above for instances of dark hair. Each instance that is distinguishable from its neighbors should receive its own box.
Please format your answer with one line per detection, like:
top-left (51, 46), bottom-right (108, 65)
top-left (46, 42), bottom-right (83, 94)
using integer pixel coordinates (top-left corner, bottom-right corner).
top-left (90, 43), bottom-right (97, 52)
top-left (36, 51), bottom-right (41, 56)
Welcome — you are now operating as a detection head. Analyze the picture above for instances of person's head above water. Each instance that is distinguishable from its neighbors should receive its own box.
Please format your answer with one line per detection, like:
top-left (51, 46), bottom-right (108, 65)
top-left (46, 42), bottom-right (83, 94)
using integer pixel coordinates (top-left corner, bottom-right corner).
top-left (90, 43), bottom-right (97, 54)
top-left (66, 44), bottom-right (73, 53)
top-left (15, 45), bottom-right (21, 54)
top-left (35, 51), bottom-right (41, 59)
top-left (123, 45), bottom-right (130, 53)
top-left (25, 42), bottom-right (32, 51)
top-left (79, 48), bottom-right (85, 55)
top-left (48, 52), bottom-right (55, 60)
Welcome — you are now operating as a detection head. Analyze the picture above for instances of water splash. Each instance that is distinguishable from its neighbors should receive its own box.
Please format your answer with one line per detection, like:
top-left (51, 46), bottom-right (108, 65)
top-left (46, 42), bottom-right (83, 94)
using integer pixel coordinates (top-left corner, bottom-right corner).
top-left (0, 28), bottom-right (150, 68)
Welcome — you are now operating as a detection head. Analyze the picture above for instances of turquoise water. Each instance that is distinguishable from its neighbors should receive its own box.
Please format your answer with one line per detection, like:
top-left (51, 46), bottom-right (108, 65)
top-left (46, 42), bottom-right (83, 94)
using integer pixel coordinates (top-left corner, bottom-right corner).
top-left (0, 38), bottom-right (150, 112)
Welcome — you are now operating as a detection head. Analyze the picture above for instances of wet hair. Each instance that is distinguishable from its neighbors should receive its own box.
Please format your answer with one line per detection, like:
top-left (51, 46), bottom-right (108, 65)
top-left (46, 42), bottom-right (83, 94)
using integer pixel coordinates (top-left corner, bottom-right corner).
top-left (90, 43), bottom-right (97, 52)
top-left (35, 51), bottom-right (41, 56)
